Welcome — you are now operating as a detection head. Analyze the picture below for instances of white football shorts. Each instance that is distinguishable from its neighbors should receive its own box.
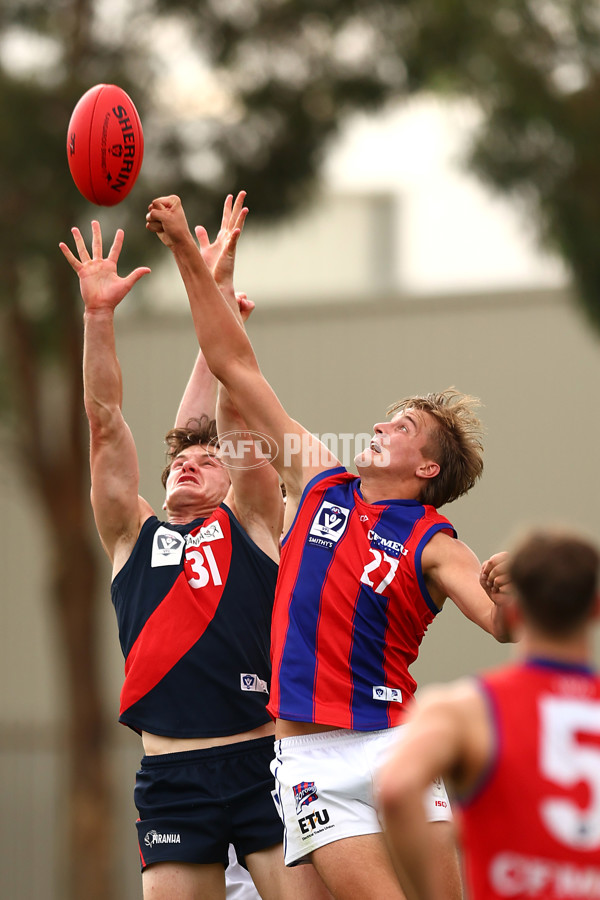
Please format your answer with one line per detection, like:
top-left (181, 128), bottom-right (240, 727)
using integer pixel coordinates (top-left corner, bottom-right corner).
top-left (271, 726), bottom-right (452, 866)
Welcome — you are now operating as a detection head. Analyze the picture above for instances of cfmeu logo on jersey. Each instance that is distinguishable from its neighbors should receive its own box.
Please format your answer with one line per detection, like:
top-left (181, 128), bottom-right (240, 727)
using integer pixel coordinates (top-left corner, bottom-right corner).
top-left (308, 501), bottom-right (350, 549)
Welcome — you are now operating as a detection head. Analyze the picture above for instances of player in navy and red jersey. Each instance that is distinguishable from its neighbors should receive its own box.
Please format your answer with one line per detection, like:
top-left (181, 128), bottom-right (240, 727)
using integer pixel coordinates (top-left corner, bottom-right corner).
top-left (378, 528), bottom-right (600, 900)
top-left (60, 196), bottom-right (332, 900)
top-left (147, 194), bottom-right (513, 900)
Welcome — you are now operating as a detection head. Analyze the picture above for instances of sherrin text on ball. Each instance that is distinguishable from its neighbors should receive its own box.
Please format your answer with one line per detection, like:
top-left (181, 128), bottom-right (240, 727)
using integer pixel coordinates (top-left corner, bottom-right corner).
top-left (67, 83), bottom-right (144, 206)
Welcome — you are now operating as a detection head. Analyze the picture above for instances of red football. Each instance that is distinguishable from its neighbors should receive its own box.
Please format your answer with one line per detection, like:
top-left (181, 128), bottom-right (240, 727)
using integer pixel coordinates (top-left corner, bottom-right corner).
top-left (66, 84), bottom-right (144, 206)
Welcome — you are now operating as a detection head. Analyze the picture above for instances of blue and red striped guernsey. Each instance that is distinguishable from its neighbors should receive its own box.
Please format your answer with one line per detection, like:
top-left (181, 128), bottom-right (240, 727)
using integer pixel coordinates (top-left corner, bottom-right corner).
top-left (459, 660), bottom-right (600, 899)
top-left (267, 467), bottom-right (456, 731)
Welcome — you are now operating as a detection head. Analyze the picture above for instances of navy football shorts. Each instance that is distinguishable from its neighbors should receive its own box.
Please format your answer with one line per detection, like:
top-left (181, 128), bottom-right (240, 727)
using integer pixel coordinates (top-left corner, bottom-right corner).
top-left (135, 736), bottom-right (282, 871)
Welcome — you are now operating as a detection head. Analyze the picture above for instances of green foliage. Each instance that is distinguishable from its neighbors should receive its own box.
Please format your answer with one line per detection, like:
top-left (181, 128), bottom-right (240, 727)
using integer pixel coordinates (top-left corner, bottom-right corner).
top-left (401, 0), bottom-right (600, 328)
top-left (1, 0), bottom-right (600, 415)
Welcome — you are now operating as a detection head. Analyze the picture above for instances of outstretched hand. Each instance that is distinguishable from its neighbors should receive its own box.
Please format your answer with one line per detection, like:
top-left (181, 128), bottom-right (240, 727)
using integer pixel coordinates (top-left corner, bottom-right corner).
top-left (147, 191), bottom-right (249, 308)
top-left (59, 221), bottom-right (150, 312)
top-left (195, 191), bottom-right (248, 303)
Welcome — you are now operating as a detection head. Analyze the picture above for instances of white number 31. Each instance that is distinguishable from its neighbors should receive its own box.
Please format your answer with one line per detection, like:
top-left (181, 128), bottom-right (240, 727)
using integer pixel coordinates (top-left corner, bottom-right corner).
top-left (186, 545), bottom-right (223, 589)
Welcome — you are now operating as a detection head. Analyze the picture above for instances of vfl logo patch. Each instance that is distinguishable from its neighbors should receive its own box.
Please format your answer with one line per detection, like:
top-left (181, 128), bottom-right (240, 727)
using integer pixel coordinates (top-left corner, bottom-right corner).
top-left (373, 686), bottom-right (403, 703)
top-left (151, 526), bottom-right (185, 567)
top-left (293, 781), bottom-right (319, 815)
top-left (308, 501), bottom-right (350, 548)
top-left (240, 673), bottom-right (269, 694)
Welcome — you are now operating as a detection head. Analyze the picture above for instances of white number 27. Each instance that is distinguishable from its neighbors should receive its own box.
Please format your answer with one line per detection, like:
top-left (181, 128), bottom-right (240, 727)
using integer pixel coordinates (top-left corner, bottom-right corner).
top-left (360, 549), bottom-right (399, 595)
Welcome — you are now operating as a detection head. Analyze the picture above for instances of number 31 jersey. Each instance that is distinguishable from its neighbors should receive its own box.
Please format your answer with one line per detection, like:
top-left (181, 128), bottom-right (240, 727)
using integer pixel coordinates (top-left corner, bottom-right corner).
top-left (460, 659), bottom-right (600, 900)
top-left (111, 505), bottom-right (278, 738)
top-left (268, 467), bottom-right (456, 731)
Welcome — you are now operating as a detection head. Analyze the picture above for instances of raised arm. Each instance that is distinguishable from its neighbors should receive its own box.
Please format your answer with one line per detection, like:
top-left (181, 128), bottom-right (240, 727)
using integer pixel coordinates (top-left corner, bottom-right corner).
top-left (59, 222), bottom-right (152, 573)
top-left (175, 193), bottom-right (249, 428)
top-left (422, 532), bottom-right (514, 641)
top-left (149, 194), bottom-right (285, 554)
top-left (146, 194), bottom-right (339, 525)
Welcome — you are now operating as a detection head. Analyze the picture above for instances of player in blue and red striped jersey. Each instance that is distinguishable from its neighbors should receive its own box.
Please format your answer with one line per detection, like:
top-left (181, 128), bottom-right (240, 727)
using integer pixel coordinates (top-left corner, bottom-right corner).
top-left (378, 528), bottom-right (600, 900)
top-left (60, 196), bottom-right (332, 900)
top-left (147, 194), bottom-right (513, 900)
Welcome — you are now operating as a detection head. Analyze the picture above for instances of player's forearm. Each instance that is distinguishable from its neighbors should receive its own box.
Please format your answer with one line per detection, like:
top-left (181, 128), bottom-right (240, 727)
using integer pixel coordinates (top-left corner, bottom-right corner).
top-left (490, 600), bottom-right (514, 643)
top-left (382, 791), bottom-right (440, 900)
top-left (82, 308), bottom-right (124, 431)
top-left (175, 350), bottom-right (218, 428)
top-left (169, 239), bottom-right (259, 385)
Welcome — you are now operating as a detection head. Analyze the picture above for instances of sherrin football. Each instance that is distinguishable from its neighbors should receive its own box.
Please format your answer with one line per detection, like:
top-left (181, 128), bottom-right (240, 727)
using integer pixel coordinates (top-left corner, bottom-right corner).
top-left (66, 84), bottom-right (144, 206)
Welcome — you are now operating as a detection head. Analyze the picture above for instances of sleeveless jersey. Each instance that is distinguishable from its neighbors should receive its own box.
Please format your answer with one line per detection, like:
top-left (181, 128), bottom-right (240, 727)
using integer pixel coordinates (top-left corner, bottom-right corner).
top-left (268, 467), bottom-right (455, 730)
top-left (459, 659), bottom-right (600, 900)
top-left (111, 504), bottom-right (278, 738)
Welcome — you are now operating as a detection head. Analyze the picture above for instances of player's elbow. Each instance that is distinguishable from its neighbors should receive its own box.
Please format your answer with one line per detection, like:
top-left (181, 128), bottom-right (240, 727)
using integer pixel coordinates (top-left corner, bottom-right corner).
top-left (211, 351), bottom-right (258, 392)
top-left (85, 401), bottom-right (126, 447)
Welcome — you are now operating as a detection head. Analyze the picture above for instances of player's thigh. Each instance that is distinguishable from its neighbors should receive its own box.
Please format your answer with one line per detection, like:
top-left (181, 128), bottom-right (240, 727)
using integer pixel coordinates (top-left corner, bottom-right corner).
top-left (428, 821), bottom-right (463, 900)
top-left (142, 860), bottom-right (226, 900)
top-left (311, 832), bottom-right (407, 900)
top-left (245, 843), bottom-right (333, 900)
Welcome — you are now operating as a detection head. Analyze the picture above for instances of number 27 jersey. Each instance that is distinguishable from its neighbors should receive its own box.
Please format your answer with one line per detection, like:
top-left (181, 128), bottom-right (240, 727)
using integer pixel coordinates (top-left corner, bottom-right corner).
top-left (268, 467), bottom-right (456, 731)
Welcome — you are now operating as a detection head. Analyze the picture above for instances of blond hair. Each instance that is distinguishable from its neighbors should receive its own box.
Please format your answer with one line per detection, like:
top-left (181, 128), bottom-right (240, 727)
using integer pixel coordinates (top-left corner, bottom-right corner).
top-left (387, 388), bottom-right (484, 509)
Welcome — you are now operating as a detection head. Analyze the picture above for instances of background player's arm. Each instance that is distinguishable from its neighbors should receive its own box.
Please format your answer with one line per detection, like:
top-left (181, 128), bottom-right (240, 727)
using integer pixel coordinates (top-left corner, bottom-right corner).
top-left (175, 350), bottom-right (218, 427)
top-left (147, 194), bottom-right (340, 522)
top-left (59, 223), bottom-right (152, 571)
top-left (422, 532), bottom-right (514, 641)
top-left (376, 682), bottom-right (488, 900)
